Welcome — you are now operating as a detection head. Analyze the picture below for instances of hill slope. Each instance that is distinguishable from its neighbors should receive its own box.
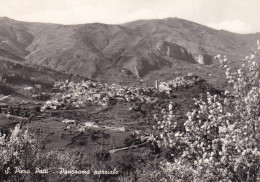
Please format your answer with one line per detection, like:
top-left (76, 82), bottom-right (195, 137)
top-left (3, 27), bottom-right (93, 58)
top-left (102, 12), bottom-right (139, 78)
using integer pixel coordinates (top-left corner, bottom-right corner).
top-left (0, 17), bottom-right (259, 86)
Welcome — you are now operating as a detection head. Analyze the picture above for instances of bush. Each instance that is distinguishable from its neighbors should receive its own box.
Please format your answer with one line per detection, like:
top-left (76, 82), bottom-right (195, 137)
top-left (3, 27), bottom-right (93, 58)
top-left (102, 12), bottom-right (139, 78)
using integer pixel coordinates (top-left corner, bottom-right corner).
top-left (0, 126), bottom-right (95, 181)
top-left (0, 125), bottom-right (159, 182)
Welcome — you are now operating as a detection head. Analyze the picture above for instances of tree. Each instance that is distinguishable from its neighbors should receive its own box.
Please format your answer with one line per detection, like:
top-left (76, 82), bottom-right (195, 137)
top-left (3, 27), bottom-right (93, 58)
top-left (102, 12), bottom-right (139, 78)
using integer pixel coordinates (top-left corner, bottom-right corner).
top-left (144, 41), bottom-right (260, 181)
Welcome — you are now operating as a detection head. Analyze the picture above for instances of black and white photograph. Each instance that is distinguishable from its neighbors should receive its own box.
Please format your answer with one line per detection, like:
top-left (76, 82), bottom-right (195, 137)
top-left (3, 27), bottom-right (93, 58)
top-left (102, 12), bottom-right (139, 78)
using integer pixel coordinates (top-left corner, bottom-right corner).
top-left (0, 0), bottom-right (260, 181)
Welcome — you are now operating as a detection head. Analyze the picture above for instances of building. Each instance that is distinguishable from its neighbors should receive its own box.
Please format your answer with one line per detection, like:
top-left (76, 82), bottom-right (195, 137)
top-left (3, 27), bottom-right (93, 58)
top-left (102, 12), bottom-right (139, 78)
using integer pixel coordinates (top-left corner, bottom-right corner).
top-left (62, 119), bottom-right (76, 124)
top-left (84, 122), bottom-right (98, 128)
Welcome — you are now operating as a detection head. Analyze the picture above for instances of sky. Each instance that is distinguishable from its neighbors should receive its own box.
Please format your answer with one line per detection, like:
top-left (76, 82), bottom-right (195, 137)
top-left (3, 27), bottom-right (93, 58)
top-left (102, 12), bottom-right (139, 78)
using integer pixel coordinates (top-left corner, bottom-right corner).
top-left (0, 0), bottom-right (260, 34)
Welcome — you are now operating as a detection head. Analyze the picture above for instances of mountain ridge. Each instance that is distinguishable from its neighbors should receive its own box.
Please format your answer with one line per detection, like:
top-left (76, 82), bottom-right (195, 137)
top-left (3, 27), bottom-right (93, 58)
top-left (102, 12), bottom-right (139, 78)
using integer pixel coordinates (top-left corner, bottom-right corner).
top-left (2, 16), bottom-right (259, 35)
top-left (0, 17), bottom-right (260, 86)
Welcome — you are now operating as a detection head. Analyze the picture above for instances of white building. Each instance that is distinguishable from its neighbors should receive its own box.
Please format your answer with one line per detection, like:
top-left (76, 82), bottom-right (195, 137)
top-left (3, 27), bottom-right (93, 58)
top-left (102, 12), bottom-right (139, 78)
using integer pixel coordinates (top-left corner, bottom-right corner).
top-left (84, 122), bottom-right (98, 128)
top-left (62, 119), bottom-right (76, 124)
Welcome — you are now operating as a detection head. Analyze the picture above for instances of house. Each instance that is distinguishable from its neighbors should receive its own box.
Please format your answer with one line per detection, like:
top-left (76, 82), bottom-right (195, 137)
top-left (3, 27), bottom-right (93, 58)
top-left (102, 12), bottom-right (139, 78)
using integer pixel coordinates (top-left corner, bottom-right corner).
top-left (78, 127), bottom-right (86, 132)
top-left (62, 119), bottom-right (76, 124)
top-left (23, 86), bottom-right (33, 91)
top-left (84, 122), bottom-right (98, 128)
top-left (118, 126), bottom-right (126, 132)
top-left (158, 82), bottom-right (171, 92)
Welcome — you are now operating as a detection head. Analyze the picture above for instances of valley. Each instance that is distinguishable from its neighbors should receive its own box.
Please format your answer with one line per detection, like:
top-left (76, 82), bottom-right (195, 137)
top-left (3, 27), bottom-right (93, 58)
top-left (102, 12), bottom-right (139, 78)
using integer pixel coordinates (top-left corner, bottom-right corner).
top-left (0, 74), bottom-right (218, 152)
top-left (0, 16), bottom-right (260, 181)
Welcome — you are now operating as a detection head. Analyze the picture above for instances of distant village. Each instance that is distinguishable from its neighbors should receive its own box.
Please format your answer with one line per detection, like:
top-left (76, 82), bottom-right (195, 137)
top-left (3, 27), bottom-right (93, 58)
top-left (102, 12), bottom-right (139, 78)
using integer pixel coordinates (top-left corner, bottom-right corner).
top-left (41, 74), bottom-right (201, 112)
top-left (0, 74), bottom-right (201, 138)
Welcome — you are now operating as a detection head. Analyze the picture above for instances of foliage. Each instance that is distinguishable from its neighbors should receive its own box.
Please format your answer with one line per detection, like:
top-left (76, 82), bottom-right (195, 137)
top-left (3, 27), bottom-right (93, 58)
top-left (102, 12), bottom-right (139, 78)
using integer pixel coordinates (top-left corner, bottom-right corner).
top-left (2, 41), bottom-right (260, 182)
top-left (0, 126), bottom-right (159, 182)
top-left (144, 41), bottom-right (260, 181)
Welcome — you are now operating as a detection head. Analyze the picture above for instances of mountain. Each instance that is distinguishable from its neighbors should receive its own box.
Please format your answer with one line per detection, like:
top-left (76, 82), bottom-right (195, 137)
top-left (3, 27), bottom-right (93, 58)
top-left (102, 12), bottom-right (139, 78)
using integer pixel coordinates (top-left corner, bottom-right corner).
top-left (0, 17), bottom-right (260, 87)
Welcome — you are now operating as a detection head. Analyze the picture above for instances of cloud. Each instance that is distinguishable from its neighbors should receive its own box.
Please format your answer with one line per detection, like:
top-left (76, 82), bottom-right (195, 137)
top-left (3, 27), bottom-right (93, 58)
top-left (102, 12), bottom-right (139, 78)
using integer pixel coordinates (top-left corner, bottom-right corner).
top-left (207, 20), bottom-right (252, 34)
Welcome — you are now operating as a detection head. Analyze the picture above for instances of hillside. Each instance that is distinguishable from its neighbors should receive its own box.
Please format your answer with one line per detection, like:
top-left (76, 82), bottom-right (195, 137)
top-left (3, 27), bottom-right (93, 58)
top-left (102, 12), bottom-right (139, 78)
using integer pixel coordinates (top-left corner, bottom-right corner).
top-left (0, 17), bottom-right (260, 87)
top-left (0, 56), bottom-right (86, 100)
